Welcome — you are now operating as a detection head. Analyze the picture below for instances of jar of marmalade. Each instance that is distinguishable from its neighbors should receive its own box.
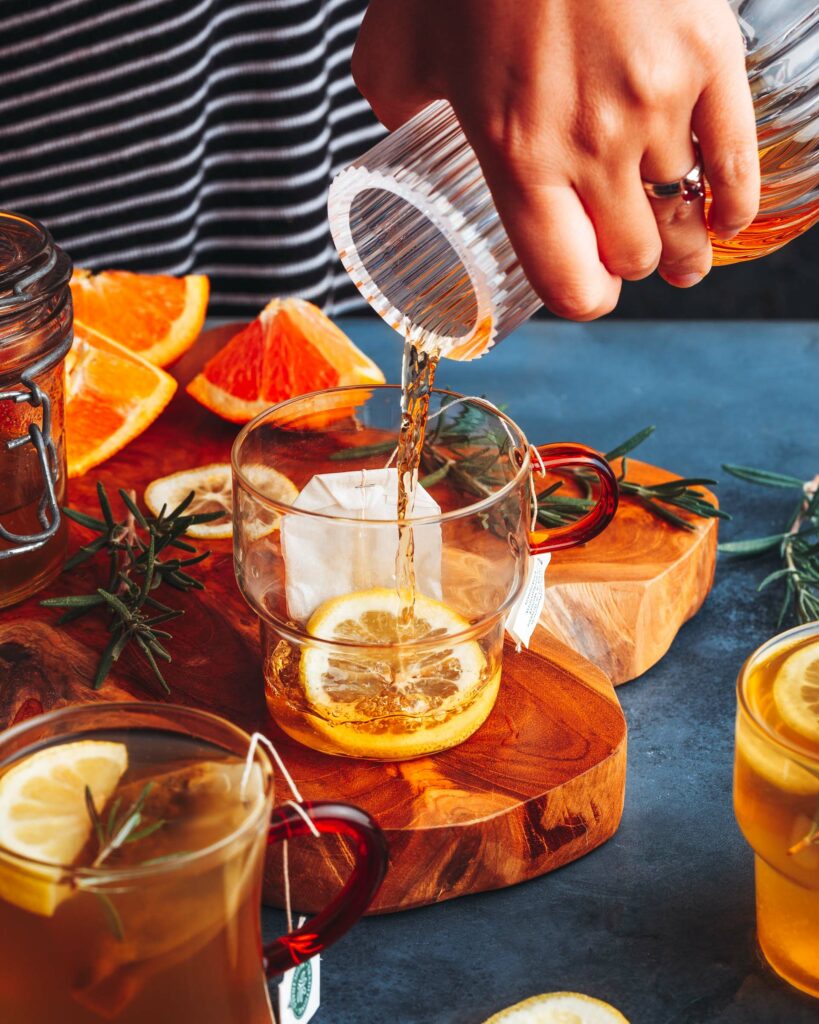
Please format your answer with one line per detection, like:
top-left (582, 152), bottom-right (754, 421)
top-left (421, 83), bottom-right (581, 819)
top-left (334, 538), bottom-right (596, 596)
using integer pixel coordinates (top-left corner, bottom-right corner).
top-left (0, 212), bottom-right (72, 608)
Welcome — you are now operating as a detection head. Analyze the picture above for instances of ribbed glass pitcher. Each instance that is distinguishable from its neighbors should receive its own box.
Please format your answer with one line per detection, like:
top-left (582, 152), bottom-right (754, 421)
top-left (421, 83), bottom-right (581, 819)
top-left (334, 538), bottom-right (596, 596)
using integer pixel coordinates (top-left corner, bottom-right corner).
top-left (328, 0), bottom-right (819, 359)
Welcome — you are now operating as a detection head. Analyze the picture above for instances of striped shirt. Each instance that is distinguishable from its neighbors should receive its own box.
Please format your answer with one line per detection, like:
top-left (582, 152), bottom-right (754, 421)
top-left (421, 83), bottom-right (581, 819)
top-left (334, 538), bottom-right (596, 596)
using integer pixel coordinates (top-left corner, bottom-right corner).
top-left (0, 0), bottom-right (384, 316)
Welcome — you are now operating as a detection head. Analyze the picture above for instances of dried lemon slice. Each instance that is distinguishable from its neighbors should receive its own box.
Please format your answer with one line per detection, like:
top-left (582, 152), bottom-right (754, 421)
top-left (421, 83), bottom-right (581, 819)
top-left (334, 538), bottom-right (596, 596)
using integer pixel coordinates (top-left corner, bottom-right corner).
top-left (483, 992), bottom-right (630, 1024)
top-left (0, 741), bottom-right (128, 916)
top-left (300, 588), bottom-right (498, 759)
top-left (144, 463), bottom-right (298, 540)
top-left (773, 643), bottom-right (819, 746)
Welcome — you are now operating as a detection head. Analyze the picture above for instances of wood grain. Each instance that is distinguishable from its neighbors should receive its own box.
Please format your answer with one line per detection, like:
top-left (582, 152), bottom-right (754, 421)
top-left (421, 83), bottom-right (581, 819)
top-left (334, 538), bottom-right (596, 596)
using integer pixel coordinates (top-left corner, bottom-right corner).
top-left (0, 321), bottom-right (721, 912)
top-left (541, 459), bottom-right (718, 685)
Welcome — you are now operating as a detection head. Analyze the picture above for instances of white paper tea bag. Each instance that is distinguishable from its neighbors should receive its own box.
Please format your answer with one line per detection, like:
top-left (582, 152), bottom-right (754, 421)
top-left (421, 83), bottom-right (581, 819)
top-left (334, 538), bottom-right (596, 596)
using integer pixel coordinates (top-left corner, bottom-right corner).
top-left (281, 468), bottom-right (442, 620)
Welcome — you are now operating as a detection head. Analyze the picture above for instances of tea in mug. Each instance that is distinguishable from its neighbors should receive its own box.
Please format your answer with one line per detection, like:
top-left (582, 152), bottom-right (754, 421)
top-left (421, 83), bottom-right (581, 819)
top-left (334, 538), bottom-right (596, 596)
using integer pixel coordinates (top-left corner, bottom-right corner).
top-left (0, 729), bottom-right (272, 1024)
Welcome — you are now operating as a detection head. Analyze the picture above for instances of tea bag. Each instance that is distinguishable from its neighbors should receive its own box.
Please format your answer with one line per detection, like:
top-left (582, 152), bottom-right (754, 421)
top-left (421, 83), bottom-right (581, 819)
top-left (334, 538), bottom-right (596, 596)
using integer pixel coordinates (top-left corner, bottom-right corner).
top-left (280, 468), bottom-right (442, 620)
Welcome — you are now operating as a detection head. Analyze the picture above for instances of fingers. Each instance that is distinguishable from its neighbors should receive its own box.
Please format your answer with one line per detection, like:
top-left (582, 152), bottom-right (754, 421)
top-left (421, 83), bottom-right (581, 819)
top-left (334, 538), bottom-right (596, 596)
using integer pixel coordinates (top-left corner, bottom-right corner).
top-left (576, 168), bottom-right (661, 282)
top-left (693, 37), bottom-right (760, 239)
top-left (470, 147), bottom-right (621, 319)
top-left (641, 136), bottom-right (712, 287)
top-left (352, 0), bottom-right (436, 130)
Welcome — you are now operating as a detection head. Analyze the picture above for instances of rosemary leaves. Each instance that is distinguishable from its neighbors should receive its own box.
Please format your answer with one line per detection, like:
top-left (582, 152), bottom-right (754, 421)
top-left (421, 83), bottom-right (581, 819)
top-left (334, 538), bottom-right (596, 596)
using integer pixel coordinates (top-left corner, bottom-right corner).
top-left (41, 482), bottom-right (221, 692)
top-left (720, 464), bottom-right (819, 626)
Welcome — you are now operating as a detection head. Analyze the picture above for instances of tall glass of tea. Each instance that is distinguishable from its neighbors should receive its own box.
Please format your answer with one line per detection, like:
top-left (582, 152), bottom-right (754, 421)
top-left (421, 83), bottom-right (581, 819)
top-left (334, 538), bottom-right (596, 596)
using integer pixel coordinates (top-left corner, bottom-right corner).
top-left (0, 702), bottom-right (388, 1024)
top-left (734, 623), bottom-right (819, 999)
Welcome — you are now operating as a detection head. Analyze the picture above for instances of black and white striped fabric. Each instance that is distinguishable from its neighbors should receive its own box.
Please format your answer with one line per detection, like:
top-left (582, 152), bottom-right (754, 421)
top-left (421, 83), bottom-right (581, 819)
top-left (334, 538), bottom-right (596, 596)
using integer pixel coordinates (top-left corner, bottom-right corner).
top-left (0, 0), bottom-right (385, 316)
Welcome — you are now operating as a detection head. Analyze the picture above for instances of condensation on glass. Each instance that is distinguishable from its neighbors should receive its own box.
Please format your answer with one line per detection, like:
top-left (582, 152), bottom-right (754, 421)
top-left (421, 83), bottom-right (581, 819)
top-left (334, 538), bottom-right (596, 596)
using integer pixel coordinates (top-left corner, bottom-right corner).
top-left (329, 0), bottom-right (819, 359)
top-left (0, 211), bottom-right (73, 608)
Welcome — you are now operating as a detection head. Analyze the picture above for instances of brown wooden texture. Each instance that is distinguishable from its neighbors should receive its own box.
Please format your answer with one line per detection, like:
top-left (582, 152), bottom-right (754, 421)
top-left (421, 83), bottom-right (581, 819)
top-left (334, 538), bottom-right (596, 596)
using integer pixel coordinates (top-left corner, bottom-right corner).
top-left (0, 322), bottom-right (716, 912)
top-left (541, 459), bottom-right (718, 685)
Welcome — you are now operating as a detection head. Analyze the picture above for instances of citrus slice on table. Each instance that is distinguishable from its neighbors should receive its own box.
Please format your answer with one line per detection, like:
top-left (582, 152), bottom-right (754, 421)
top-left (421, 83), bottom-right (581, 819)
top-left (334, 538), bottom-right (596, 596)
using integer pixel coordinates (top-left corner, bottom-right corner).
top-left (483, 992), bottom-right (630, 1024)
top-left (0, 741), bottom-right (128, 916)
top-left (773, 643), bottom-right (819, 746)
top-left (299, 588), bottom-right (498, 759)
top-left (66, 323), bottom-right (177, 477)
top-left (144, 463), bottom-right (298, 539)
top-left (186, 297), bottom-right (384, 424)
top-left (71, 268), bottom-right (209, 367)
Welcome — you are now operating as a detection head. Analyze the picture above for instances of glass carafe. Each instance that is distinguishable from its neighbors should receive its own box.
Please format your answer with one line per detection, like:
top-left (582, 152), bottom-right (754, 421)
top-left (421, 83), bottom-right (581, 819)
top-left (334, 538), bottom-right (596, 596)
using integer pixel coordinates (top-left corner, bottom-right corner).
top-left (328, 0), bottom-right (819, 359)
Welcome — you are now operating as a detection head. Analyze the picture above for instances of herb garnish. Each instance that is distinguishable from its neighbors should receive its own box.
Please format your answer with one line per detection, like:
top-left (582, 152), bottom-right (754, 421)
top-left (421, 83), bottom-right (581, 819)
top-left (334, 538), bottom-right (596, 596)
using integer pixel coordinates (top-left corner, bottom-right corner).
top-left (83, 782), bottom-right (166, 942)
top-left (331, 414), bottom-right (725, 532)
top-left (84, 782), bottom-right (164, 869)
top-left (41, 483), bottom-right (221, 692)
top-left (719, 465), bottom-right (819, 626)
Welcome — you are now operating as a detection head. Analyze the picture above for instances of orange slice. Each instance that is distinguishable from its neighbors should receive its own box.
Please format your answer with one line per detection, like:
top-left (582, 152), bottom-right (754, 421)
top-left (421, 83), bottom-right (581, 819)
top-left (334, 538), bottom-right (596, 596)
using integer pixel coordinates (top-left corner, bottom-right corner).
top-left (66, 324), bottom-right (177, 478)
top-left (71, 268), bottom-right (209, 367)
top-left (186, 297), bottom-right (384, 424)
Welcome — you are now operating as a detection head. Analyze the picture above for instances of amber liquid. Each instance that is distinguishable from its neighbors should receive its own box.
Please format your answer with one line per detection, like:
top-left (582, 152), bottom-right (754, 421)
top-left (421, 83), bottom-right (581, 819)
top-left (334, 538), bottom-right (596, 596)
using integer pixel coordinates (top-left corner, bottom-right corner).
top-left (0, 362), bottom-right (68, 608)
top-left (0, 731), bottom-right (274, 1024)
top-left (395, 335), bottom-right (439, 626)
top-left (734, 636), bottom-right (819, 998)
top-left (712, 135), bottom-right (819, 265)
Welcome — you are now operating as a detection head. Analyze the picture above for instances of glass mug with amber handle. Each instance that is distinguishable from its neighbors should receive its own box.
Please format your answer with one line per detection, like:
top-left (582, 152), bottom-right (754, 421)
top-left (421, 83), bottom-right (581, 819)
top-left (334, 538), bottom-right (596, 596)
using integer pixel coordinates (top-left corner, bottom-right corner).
top-left (0, 703), bottom-right (388, 1024)
top-left (233, 385), bottom-right (617, 761)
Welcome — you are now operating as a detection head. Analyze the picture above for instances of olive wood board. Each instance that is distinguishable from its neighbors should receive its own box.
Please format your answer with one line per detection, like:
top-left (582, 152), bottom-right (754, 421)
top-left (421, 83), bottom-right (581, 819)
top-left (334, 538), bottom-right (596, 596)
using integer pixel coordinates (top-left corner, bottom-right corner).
top-left (0, 321), bottom-right (719, 912)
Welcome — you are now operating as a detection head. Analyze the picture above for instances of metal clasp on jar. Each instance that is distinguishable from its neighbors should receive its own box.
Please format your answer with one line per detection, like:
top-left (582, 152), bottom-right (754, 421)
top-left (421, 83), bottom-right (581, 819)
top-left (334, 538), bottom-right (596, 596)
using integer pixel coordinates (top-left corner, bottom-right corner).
top-left (0, 330), bottom-right (72, 560)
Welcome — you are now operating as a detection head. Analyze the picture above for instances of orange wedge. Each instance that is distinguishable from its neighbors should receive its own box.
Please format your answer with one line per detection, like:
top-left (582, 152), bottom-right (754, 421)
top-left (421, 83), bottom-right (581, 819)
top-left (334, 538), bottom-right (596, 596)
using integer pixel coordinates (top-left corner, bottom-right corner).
top-left (186, 297), bottom-right (384, 423)
top-left (66, 324), bottom-right (177, 478)
top-left (71, 269), bottom-right (209, 367)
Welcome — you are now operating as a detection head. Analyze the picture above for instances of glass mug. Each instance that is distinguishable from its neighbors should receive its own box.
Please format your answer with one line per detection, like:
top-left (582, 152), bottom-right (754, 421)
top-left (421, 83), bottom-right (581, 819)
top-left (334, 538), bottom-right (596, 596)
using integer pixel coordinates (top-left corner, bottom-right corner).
top-left (734, 623), bottom-right (819, 999)
top-left (232, 385), bottom-right (618, 761)
top-left (0, 703), bottom-right (388, 1024)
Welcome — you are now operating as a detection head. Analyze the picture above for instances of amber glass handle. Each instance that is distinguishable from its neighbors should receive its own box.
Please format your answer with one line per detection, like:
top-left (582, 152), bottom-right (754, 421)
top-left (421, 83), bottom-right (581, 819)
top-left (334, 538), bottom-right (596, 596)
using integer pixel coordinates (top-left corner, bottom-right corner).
top-left (263, 801), bottom-right (388, 976)
top-left (528, 443), bottom-right (619, 554)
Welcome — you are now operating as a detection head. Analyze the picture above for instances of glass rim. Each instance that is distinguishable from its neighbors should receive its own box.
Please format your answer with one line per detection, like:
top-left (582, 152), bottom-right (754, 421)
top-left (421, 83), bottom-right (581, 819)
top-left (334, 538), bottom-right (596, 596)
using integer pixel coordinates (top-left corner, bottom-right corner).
top-left (736, 620), bottom-right (819, 765)
top-left (0, 702), bottom-right (274, 881)
top-left (231, 383), bottom-right (532, 527)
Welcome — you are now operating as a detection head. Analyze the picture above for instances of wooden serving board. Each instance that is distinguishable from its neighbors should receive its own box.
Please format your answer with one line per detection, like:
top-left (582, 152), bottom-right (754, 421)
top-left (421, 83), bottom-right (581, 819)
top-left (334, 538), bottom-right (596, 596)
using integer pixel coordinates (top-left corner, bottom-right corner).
top-left (0, 322), bottom-right (716, 912)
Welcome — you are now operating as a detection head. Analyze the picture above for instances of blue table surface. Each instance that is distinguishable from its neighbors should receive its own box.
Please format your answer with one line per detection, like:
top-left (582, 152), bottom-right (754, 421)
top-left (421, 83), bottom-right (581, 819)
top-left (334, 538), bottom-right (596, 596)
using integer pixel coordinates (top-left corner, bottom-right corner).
top-left (261, 318), bottom-right (819, 1024)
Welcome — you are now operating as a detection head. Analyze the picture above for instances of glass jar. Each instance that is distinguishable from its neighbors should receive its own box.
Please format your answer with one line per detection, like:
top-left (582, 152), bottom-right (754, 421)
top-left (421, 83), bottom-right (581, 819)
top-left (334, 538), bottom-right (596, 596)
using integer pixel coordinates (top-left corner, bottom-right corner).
top-left (0, 211), bottom-right (73, 608)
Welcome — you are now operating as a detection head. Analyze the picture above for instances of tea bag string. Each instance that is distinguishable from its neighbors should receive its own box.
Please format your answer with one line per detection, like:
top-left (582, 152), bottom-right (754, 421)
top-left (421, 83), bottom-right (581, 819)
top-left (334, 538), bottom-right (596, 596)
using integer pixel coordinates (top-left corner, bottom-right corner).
top-left (242, 732), bottom-right (320, 934)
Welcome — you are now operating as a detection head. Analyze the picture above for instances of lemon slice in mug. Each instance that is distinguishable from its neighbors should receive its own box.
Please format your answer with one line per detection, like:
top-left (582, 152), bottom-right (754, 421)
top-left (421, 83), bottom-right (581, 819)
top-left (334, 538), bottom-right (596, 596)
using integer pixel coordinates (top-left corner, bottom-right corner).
top-left (0, 741), bottom-right (128, 916)
top-left (772, 643), bottom-right (819, 746)
top-left (300, 588), bottom-right (498, 758)
top-left (483, 992), bottom-right (630, 1024)
top-left (145, 463), bottom-right (298, 540)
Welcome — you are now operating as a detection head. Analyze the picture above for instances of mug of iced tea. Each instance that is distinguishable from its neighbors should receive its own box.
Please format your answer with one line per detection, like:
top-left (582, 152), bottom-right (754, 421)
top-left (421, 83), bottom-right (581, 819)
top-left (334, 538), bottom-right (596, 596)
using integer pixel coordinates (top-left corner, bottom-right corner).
top-left (233, 385), bottom-right (617, 761)
top-left (734, 622), bottom-right (819, 999)
top-left (0, 702), bottom-right (388, 1024)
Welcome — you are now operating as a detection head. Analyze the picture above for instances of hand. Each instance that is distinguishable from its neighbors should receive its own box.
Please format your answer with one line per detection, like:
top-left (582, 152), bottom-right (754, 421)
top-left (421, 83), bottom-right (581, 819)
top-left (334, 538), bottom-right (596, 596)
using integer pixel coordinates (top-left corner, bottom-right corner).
top-left (352, 0), bottom-right (760, 320)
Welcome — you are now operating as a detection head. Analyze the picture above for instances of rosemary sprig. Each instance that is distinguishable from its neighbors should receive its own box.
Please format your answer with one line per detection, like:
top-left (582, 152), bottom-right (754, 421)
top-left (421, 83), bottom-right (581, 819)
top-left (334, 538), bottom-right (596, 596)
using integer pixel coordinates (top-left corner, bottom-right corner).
top-left (719, 464), bottom-right (819, 626)
top-left (330, 413), bottom-right (725, 532)
top-left (41, 482), bottom-right (221, 692)
top-left (85, 782), bottom-right (164, 869)
top-left (84, 782), bottom-right (165, 942)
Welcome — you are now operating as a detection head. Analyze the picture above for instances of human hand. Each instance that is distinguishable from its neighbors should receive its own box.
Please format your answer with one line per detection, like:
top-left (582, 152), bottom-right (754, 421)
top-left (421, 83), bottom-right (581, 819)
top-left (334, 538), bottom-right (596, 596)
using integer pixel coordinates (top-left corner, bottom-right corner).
top-left (352, 0), bottom-right (760, 320)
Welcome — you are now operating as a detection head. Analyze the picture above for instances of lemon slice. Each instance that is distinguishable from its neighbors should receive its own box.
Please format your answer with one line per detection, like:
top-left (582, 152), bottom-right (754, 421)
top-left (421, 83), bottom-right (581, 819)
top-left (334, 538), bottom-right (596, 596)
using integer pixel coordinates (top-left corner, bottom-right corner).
top-left (299, 588), bottom-right (497, 759)
top-left (483, 992), bottom-right (630, 1024)
top-left (144, 463), bottom-right (297, 540)
top-left (773, 643), bottom-right (819, 745)
top-left (0, 740), bottom-right (128, 916)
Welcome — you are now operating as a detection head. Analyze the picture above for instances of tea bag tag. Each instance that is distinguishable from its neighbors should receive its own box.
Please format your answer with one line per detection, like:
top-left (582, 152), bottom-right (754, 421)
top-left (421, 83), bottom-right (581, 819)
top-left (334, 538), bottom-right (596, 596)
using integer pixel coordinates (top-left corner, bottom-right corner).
top-left (277, 919), bottom-right (321, 1024)
top-left (281, 467), bottom-right (442, 620)
top-left (505, 553), bottom-right (551, 649)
